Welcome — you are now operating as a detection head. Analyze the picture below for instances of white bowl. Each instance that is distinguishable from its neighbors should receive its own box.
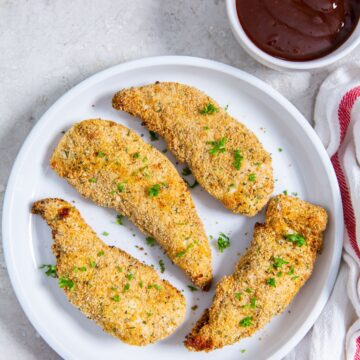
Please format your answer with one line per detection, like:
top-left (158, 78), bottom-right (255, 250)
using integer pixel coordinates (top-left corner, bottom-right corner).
top-left (226, 0), bottom-right (360, 71)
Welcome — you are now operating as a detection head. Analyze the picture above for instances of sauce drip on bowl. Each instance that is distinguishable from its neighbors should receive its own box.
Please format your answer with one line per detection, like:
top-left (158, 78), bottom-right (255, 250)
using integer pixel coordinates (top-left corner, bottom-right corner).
top-left (236, 0), bottom-right (360, 61)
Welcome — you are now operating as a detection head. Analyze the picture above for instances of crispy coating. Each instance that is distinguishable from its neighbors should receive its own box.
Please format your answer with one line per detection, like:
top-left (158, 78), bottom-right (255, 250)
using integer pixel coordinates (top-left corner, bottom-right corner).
top-left (50, 119), bottom-right (212, 290)
top-left (32, 198), bottom-right (186, 346)
top-left (184, 195), bottom-right (328, 351)
top-left (112, 82), bottom-right (274, 216)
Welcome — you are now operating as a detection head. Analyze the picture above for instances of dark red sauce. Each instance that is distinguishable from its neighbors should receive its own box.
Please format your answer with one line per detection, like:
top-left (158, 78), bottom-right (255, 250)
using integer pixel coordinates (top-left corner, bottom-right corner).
top-left (236, 0), bottom-right (360, 61)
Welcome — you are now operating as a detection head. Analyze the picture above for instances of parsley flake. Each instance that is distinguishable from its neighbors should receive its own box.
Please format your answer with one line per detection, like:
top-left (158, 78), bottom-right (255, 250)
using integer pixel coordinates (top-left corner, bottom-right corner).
top-left (112, 295), bottom-right (120, 302)
top-left (58, 277), bottom-right (74, 290)
top-left (272, 257), bottom-right (289, 269)
top-left (200, 103), bottom-right (218, 115)
top-left (287, 266), bottom-right (295, 275)
top-left (248, 173), bottom-right (256, 182)
top-left (126, 273), bottom-right (134, 281)
top-left (208, 137), bottom-right (228, 155)
top-left (117, 183), bottom-right (125, 192)
top-left (159, 259), bottom-right (165, 273)
top-left (116, 214), bottom-right (124, 225)
top-left (233, 150), bottom-right (244, 170)
top-left (176, 243), bottom-right (194, 258)
top-left (182, 167), bottom-right (192, 176)
top-left (149, 131), bottom-right (159, 141)
top-left (266, 278), bottom-right (276, 287)
top-left (148, 184), bottom-right (161, 197)
top-left (284, 233), bottom-right (306, 247)
top-left (39, 264), bottom-right (57, 278)
top-left (243, 297), bottom-right (257, 309)
top-left (235, 292), bottom-right (242, 300)
top-left (217, 232), bottom-right (230, 252)
top-left (188, 285), bottom-right (198, 292)
top-left (146, 237), bottom-right (156, 247)
top-left (89, 178), bottom-right (97, 183)
top-left (239, 316), bottom-right (253, 327)
top-left (97, 250), bottom-right (105, 256)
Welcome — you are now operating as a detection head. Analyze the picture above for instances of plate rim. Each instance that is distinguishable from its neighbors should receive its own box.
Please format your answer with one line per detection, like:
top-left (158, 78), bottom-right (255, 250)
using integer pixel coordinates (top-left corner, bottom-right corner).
top-left (2, 55), bottom-right (344, 360)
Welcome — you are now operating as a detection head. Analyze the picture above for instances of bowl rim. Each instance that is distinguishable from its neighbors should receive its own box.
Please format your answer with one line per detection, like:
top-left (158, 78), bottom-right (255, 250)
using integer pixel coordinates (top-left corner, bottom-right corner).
top-left (226, 0), bottom-right (360, 71)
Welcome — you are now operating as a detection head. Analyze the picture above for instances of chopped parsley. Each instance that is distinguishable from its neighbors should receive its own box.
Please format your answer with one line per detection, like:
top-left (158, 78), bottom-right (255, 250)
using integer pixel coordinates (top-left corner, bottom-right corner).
top-left (90, 260), bottom-right (96, 268)
top-left (147, 284), bottom-right (161, 290)
top-left (112, 295), bottom-right (120, 302)
top-left (123, 283), bottom-right (130, 292)
top-left (39, 264), bottom-right (57, 278)
top-left (117, 183), bottom-right (125, 192)
top-left (217, 233), bottom-right (230, 252)
top-left (272, 257), bottom-right (289, 269)
top-left (248, 173), bottom-right (256, 182)
top-left (291, 192), bottom-right (298, 196)
top-left (235, 292), bottom-right (242, 300)
top-left (266, 278), bottom-right (276, 287)
top-left (132, 152), bottom-right (140, 159)
top-left (89, 178), bottom-right (97, 183)
top-left (182, 167), bottom-right (192, 176)
top-left (245, 288), bottom-right (251, 293)
top-left (126, 273), bottom-right (134, 281)
top-left (97, 151), bottom-right (106, 158)
top-left (200, 103), bottom-right (218, 115)
top-left (116, 214), bottom-right (124, 225)
top-left (239, 316), bottom-right (253, 327)
top-left (188, 285), bottom-right (198, 292)
top-left (58, 277), bottom-right (74, 290)
top-left (139, 280), bottom-right (143, 288)
top-left (287, 266), bottom-right (295, 275)
top-left (149, 131), bottom-right (159, 141)
top-left (208, 137), bottom-right (228, 155)
top-left (283, 190), bottom-right (288, 195)
top-left (292, 276), bottom-right (300, 281)
top-left (284, 233), bottom-right (306, 247)
top-left (176, 243), bottom-right (194, 258)
top-left (159, 259), bottom-right (165, 273)
top-left (243, 297), bottom-right (257, 309)
top-left (224, 104), bottom-right (229, 111)
top-left (146, 237), bottom-right (156, 247)
top-left (148, 184), bottom-right (161, 197)
top-left (241, 349), bottom-right (246, 354)
top-left (278, 148), bottom-right (283, 152)
top-left (97, 250), bottom-right (105, 256)
top-left (102, 231), bottom-right (109, 236)
top-left (79, 266), bottom-right (87, 272)
top-left (233, 150), bottom-right (244, 170)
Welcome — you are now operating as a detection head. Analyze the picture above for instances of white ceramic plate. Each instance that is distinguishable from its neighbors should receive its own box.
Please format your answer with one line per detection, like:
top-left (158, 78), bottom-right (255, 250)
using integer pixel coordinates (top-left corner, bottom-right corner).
top-left (3, 56), bottom-right (343, 360)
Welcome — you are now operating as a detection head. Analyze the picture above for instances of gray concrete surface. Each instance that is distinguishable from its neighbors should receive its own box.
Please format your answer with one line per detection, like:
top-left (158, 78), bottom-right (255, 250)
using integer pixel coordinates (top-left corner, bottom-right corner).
top-left (1, 1), bottom-right (359, 359)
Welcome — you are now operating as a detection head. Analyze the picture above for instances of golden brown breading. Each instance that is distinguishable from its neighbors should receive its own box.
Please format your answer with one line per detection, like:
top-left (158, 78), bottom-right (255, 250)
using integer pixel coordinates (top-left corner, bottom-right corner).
top-left (112, 82), bottom-right (274, 216)
top-left (184, 195), bottom-right (327, 351)
top-left (50, 120), bottom-right (212, 289)
top-left (32, 198), bottom-right (186, 346)
top-left (50, 119), bottom-right (212, 290)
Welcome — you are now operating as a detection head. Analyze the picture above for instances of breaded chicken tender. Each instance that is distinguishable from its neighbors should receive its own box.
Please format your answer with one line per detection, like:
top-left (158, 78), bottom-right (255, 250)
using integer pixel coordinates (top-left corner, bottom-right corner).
top-left (32, 198), bottom-right (186, 346)
top-left (184, 195), bottom-right (327, 351)
top-left (50, 120), bottom-right (212, 290)
top-left (112, 82), bottom-right (273, 216)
